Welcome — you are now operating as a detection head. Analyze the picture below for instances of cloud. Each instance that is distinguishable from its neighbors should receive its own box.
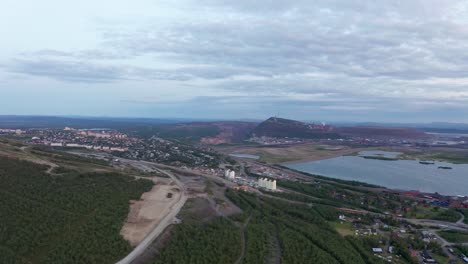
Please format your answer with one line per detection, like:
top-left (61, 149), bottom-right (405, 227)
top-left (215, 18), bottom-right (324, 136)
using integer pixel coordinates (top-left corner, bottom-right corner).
top-left (9, 59), bottom-right (127, 83)
top-left (2, 0), bottom-right (468, 121)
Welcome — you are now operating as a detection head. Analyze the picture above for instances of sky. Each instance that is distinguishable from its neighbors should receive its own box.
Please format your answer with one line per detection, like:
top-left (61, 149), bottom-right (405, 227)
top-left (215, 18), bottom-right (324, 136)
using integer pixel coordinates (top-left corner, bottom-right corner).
top-left (1, 0), bottom-right (468, 123)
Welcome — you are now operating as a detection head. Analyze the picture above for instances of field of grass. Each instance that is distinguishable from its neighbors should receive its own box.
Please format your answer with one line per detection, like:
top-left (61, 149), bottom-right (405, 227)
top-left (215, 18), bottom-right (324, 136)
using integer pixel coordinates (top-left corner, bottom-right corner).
top-left (330, 221), bottom-right (355, 236)
top-left (404, 207), bottom-right (461, 222)
top-left (221, 144), bottom-right (360, 164)
top-left (438, 230), bottom-right (468, 243)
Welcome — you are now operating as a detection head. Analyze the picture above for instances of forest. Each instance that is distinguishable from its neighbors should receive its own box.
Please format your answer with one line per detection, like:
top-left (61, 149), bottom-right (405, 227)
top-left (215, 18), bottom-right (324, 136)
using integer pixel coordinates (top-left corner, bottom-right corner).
top-left (0, 156), bottom-right (153, 264)
top-left (152, 189), bottom-right (400, 264)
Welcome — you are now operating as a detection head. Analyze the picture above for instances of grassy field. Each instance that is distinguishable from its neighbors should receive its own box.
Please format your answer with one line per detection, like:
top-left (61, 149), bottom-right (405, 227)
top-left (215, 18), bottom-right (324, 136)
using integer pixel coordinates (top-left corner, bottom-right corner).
top-left (218, 144), bottom-right (362, 164)
top-left (330, 221), bottom-right (355, 236)
top-left (438, 230), bottom-right (468, 243)
top-left (404, 207), bottom-right (461, 222)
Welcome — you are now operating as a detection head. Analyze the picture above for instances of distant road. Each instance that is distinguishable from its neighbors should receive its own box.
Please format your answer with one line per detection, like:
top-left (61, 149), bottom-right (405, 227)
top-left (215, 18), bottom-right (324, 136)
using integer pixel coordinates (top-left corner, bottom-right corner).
top-left (116, 161), bottom-right (187, 264)
top-left (457, 211), bottom-right (465, 225)
top-left (405, 218), bottom-right (468, 232)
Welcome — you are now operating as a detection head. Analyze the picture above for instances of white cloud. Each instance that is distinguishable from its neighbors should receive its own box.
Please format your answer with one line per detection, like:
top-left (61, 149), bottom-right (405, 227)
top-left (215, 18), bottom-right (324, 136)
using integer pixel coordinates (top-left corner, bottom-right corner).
top-left (1, 0), bottom-right (468, 121)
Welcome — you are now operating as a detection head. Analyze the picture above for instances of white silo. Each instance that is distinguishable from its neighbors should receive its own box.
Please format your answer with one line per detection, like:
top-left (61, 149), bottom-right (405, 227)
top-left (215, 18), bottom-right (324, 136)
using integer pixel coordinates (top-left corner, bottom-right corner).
top-left (271, 180), bottom-right (277, 191)
top-left (229, 170), bottom-right (235, 180)
top-left (259, 178), bottom-right (266, 188)
top-left (224, 169), bottom-right (231, 178)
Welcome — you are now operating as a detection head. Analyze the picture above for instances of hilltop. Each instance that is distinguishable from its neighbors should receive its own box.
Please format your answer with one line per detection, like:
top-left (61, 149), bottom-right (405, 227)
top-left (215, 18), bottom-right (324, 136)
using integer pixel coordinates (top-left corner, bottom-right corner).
top-left (251, 117), bottom-right (339, 139)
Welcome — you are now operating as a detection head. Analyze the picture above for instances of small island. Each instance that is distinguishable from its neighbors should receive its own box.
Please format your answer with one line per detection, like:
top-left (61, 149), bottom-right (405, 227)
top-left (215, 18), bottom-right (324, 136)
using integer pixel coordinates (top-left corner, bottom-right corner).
top-left (361, 156), bottom-right (398, 161)
top-left (419, 161), bottom-right (435, 165)
top-left (438, 166), bottom-right (453, 170)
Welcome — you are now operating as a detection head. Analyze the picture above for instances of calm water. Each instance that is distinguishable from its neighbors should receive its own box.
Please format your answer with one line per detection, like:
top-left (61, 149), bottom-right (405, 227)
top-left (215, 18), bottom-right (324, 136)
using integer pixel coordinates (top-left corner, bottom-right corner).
top-left (287, 153), bottom-right (468, 196)
top-left (229, 153), bottom-right (260, 159)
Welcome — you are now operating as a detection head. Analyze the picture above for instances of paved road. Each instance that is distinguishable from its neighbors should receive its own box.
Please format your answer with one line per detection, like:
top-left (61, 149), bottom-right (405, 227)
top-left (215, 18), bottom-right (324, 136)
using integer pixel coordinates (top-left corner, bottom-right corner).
top-left (457, 211), bottom-right (465, 225)
top-left (405, 218), bottom-right (468, 232)
top-left (115, 162), bottom-right (187, 264)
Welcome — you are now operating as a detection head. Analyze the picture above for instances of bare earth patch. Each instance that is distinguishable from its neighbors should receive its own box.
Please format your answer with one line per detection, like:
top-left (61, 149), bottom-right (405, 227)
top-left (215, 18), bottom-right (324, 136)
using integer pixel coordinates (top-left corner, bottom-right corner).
top-left (120, 178), bottom-right (181, 246)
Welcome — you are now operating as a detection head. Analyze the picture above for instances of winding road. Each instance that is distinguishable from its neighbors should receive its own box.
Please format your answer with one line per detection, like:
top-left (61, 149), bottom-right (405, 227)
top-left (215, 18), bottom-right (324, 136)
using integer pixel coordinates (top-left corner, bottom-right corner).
top-left (234, 215), bottom-right (252, 264)
top-left (115, 162), bottom-right (187, 264)
top-left (457, 211), bottom-right (465, 225)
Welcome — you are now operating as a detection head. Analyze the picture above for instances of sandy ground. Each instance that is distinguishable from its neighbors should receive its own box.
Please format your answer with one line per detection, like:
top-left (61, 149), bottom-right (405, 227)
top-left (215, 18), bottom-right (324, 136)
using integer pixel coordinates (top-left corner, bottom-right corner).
top-left (121, 178), bottom-right (181, 246)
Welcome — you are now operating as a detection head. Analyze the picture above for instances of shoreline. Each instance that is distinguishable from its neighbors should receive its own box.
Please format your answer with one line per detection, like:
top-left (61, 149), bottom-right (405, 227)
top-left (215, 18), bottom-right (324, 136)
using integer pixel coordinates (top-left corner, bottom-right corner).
top-left (282, 157), bottom-right (468, 198)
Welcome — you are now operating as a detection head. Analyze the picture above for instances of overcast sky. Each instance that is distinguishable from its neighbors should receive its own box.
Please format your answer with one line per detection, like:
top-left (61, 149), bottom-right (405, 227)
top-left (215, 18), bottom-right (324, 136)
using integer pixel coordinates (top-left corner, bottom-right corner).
top-left (1, 0), bottom-right (468, 122)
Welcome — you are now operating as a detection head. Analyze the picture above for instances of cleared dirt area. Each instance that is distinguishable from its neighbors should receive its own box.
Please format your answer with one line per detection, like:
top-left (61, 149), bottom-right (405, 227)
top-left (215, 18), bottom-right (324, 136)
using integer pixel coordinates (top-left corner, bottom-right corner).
top-left (174, 173), bottom-right (242, 218)
top-left (121, 177), bottom-right (181, 246)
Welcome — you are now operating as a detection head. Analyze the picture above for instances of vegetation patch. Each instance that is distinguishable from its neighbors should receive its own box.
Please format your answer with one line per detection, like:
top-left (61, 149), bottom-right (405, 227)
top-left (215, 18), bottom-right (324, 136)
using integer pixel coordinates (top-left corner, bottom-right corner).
top-left (153, 218), bottom-right (241, 264)
top-left (224, 189), bottom-right (385, 264)
top-left (405, 207), bottom-right (461, 222)
top-left (438, 230), bottom-right (468, 243)
top-left (459, 209), bottom-right (468, 225)
top-left (0, 156), bottom-right (152, 264)
top-left (360, 156), bottom-right (398, 161)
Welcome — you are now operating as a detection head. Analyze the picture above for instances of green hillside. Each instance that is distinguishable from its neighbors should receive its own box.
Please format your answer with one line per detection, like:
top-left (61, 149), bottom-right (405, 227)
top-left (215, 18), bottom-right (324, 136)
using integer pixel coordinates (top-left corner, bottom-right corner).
top-left (0, 156), bottom-right (153, 264)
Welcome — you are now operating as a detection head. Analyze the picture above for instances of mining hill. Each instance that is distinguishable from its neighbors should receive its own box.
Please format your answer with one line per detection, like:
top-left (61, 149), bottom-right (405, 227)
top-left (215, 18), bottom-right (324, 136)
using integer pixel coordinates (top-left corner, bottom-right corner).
top-left (251, 117), bottom-right (339, 139)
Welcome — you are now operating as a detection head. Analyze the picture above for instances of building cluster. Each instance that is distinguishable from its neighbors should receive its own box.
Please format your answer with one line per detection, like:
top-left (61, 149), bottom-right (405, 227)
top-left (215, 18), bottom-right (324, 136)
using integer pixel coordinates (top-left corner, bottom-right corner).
top-left (0, 129), bottom-right (25, 135)
top-left (257, 178), bottom-right (277, 190)
top-left (64, 127), bottom-right (128, 139)
top-left (4, 127), bottom-right (221, 168)
top-left (307, 123), bottom-right (333, 131)
top-left (399, 191), bottom-right (468, 209)
top-left (340, 213), bottom-right (458, 263)
top-left (118, 136), bottom-right (221, 168)
top-left (24, 127), bottom-right (134, 152)
top-left (221, 168), bottom-right (278, 192)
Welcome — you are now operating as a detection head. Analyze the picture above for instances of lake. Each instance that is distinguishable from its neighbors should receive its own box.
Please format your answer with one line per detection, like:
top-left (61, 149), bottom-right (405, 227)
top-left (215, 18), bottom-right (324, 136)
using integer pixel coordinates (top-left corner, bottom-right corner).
top-left (229, 153), bottom-right (260, 159)
top-left (287, 151), bottom-right (468, 196)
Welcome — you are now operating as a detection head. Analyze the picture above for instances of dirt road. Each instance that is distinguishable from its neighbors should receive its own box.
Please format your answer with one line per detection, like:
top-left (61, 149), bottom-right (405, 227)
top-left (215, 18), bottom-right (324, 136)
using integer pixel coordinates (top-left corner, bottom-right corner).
top-left (116, 163), bottom-right (187, 264)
